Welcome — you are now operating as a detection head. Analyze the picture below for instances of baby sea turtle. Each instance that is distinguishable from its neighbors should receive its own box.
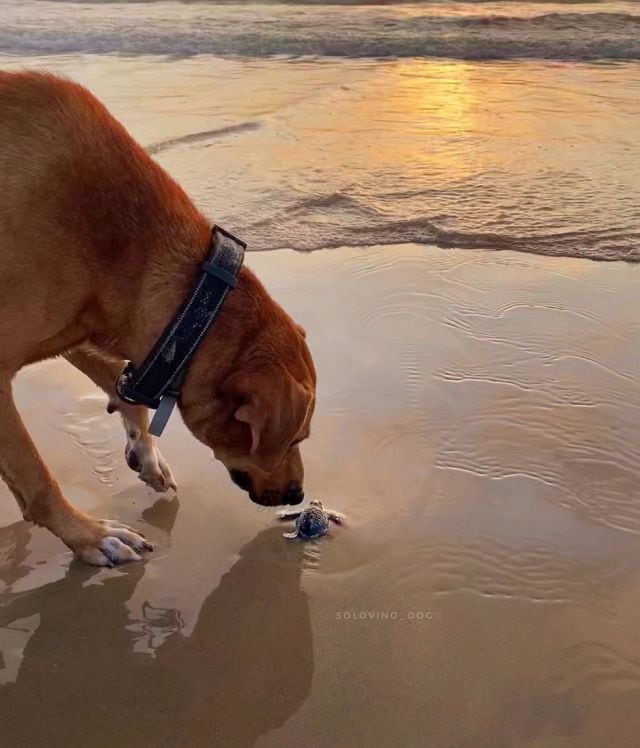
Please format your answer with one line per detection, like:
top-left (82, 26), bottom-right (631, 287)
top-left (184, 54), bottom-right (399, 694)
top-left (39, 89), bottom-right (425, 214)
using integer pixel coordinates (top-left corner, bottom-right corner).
top-left (277, 499), bottom-right (344, 540)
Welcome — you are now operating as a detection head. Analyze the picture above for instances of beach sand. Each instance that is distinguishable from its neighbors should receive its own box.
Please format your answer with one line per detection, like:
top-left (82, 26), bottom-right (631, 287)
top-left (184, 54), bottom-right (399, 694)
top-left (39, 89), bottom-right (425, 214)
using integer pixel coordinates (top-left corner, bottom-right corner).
top-left (2, 244), bottom-right (640, 746)
top-left (2, 38), bottom-right (640, 746)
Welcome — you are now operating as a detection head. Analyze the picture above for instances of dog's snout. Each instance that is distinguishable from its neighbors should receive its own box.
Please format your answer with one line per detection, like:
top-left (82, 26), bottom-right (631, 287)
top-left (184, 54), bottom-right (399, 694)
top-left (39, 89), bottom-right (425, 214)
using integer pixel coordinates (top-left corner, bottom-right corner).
top-left (283, 483), bottom-right (304, 506)
top-left (230, 469), bottom-right (252, 492)
top-left (230, 470), bottom-right (304, 507)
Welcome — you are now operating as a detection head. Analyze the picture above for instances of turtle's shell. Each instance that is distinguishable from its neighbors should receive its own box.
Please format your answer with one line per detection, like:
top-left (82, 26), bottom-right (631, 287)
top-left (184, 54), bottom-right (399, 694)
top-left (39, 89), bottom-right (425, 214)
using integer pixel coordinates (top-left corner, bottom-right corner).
top-left (296, 505), bottom-right (330, 539)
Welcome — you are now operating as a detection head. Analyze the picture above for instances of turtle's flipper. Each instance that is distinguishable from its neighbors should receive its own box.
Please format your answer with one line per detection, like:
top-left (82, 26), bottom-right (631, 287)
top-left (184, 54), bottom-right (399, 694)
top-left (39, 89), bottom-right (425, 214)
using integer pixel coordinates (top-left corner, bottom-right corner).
top-left (283, 531), bottom-right (300, 539)
top-left (277, 509), bottom-right (303, 521)
top-left (328, 512), bottom-right (345, 525)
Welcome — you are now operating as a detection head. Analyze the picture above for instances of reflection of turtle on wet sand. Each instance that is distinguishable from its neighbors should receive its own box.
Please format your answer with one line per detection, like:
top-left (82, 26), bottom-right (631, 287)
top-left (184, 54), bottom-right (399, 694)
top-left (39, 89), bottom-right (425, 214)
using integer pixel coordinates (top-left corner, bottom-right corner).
top-left (277, 500), bottom-right (344, 540)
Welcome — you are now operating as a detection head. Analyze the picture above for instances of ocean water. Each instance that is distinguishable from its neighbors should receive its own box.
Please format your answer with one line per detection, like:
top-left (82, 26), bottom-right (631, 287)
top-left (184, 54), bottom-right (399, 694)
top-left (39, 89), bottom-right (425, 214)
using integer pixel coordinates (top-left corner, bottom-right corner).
top-left (3, 1), bottom-right (640, 61)
top-left (2, 244), bottom-right (640, 745)
top-left (0, 0), bottom-right (639, 259)
top-left (3, 5), bottom-right (640, 744)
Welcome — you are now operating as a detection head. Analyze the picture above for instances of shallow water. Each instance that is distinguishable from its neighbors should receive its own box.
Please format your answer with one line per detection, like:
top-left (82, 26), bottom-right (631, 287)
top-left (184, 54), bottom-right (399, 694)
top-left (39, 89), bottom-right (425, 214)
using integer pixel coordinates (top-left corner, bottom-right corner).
top-left (1, 246), bottom-right (640, 746)
top-left (2, 1), bottom-right (640, 262)
top-left (2, 4), bottom-right (640, 744)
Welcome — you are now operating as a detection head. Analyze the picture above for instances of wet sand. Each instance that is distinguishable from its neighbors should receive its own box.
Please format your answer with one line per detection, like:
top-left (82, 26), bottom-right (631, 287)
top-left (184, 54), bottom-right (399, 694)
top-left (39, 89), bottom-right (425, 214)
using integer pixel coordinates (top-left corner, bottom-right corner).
top-left (1, 245), bottom-right (640, 746)
top-left (2, 53), bottom-right (640, 262)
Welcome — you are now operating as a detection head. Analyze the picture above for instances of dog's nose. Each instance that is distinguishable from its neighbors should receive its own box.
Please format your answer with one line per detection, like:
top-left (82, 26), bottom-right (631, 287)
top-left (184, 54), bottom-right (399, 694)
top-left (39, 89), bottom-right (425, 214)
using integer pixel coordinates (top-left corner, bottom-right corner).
top-left (283, 483), bottom-right (304, 506)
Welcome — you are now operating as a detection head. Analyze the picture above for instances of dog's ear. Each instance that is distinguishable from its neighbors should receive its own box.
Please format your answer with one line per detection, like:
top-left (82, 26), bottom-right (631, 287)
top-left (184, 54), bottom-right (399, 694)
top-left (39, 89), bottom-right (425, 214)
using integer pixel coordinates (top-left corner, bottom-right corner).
top-left (224, 366), bottom-right (311, 471)
top-left (234, 398), bottom-right (264, 455)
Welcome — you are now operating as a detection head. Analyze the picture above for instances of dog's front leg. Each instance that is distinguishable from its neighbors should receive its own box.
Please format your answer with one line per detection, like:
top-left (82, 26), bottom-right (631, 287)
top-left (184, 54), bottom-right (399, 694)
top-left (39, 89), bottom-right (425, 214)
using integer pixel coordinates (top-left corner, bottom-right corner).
top-left (64, 345), bottom-right (177, 492)
top-left (0, 376), bottom-right (152, 565)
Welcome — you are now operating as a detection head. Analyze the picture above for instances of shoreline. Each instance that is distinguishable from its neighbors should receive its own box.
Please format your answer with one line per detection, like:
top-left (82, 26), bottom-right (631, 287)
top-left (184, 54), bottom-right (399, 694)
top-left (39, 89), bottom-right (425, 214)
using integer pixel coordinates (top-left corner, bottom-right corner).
top-left (3, 244), bottom-right (640, 744)
top-left (2, 29), bottom-right (640, 742)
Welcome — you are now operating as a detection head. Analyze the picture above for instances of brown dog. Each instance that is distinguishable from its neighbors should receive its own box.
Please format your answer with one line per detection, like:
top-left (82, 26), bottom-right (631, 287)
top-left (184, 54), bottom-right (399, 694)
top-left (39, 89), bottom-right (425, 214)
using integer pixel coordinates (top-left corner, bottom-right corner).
top-left (0, 71), bottom-right (316, 566)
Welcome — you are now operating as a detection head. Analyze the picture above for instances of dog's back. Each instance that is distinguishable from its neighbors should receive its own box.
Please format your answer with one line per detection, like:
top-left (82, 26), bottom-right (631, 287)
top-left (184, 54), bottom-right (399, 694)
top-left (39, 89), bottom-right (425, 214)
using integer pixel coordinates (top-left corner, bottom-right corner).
top-left (0, 71), bottom-right (207, 358)
top-left (0, 71), bottom-right (198, 255)
top-left (0, 72), bottom-right (106, 213)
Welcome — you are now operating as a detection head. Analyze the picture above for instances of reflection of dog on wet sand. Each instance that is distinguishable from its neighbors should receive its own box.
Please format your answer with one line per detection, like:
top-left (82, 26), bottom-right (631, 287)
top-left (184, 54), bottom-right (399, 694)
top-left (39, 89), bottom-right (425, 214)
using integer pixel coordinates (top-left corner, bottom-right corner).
top-left (0, 524), bottom-right (312, 747)
top-left (0, 71), bottom-right (316, 565)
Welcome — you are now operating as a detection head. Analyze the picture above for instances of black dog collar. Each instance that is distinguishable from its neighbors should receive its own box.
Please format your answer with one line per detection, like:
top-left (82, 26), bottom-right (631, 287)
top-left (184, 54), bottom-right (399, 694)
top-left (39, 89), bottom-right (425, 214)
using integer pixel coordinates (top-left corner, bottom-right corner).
top-left (117, 225), bottom-right (245, 436)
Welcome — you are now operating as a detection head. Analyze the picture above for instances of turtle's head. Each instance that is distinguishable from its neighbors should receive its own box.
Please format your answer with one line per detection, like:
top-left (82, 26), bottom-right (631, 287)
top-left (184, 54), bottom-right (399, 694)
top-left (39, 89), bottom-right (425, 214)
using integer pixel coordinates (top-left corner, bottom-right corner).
top-left (309, 499), bottom-right (323, 508)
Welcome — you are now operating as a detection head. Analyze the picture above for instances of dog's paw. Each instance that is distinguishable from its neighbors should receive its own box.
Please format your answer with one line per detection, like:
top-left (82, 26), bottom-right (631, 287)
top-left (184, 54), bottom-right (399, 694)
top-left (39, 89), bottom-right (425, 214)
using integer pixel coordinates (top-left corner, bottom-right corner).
top-left (74, 519), bottom-right (153, 566)
top-left (125, 431), bottom-right (177, 493)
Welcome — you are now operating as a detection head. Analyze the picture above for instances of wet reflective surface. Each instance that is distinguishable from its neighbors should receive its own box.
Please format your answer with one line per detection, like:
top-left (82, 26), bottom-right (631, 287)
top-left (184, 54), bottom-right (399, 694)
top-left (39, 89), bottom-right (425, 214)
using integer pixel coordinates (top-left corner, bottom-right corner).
top-left (2, 23), bottom-right (640, 745)
top-left (2, 245), bottom-right (640, 746)
top-left (3, 0), bottom-right (640, 62)
top-left (2, 50), bottom-right (639, 261)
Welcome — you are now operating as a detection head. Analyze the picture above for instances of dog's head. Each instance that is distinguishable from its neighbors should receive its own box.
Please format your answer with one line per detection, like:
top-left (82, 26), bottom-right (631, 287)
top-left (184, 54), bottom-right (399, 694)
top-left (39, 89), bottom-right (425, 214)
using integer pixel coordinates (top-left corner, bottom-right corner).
top-left (179, 286), bottom-right (316, 506)
top-left (219, 360), bottom-right (314, 505)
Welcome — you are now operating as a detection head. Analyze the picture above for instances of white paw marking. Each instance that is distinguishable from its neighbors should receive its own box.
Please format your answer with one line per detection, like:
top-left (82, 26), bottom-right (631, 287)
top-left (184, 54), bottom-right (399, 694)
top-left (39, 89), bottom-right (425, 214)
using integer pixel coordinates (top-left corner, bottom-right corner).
top-left (75, 522), bottom-right (153, 566)
top-left (100, 536), bottom-right (142, 563)
top-left (71, 516), bottom-right (154, 566)
top-left (125, 434), bottom-right (177, 493)
top-left (99, 520), bottom-right (154, 553)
